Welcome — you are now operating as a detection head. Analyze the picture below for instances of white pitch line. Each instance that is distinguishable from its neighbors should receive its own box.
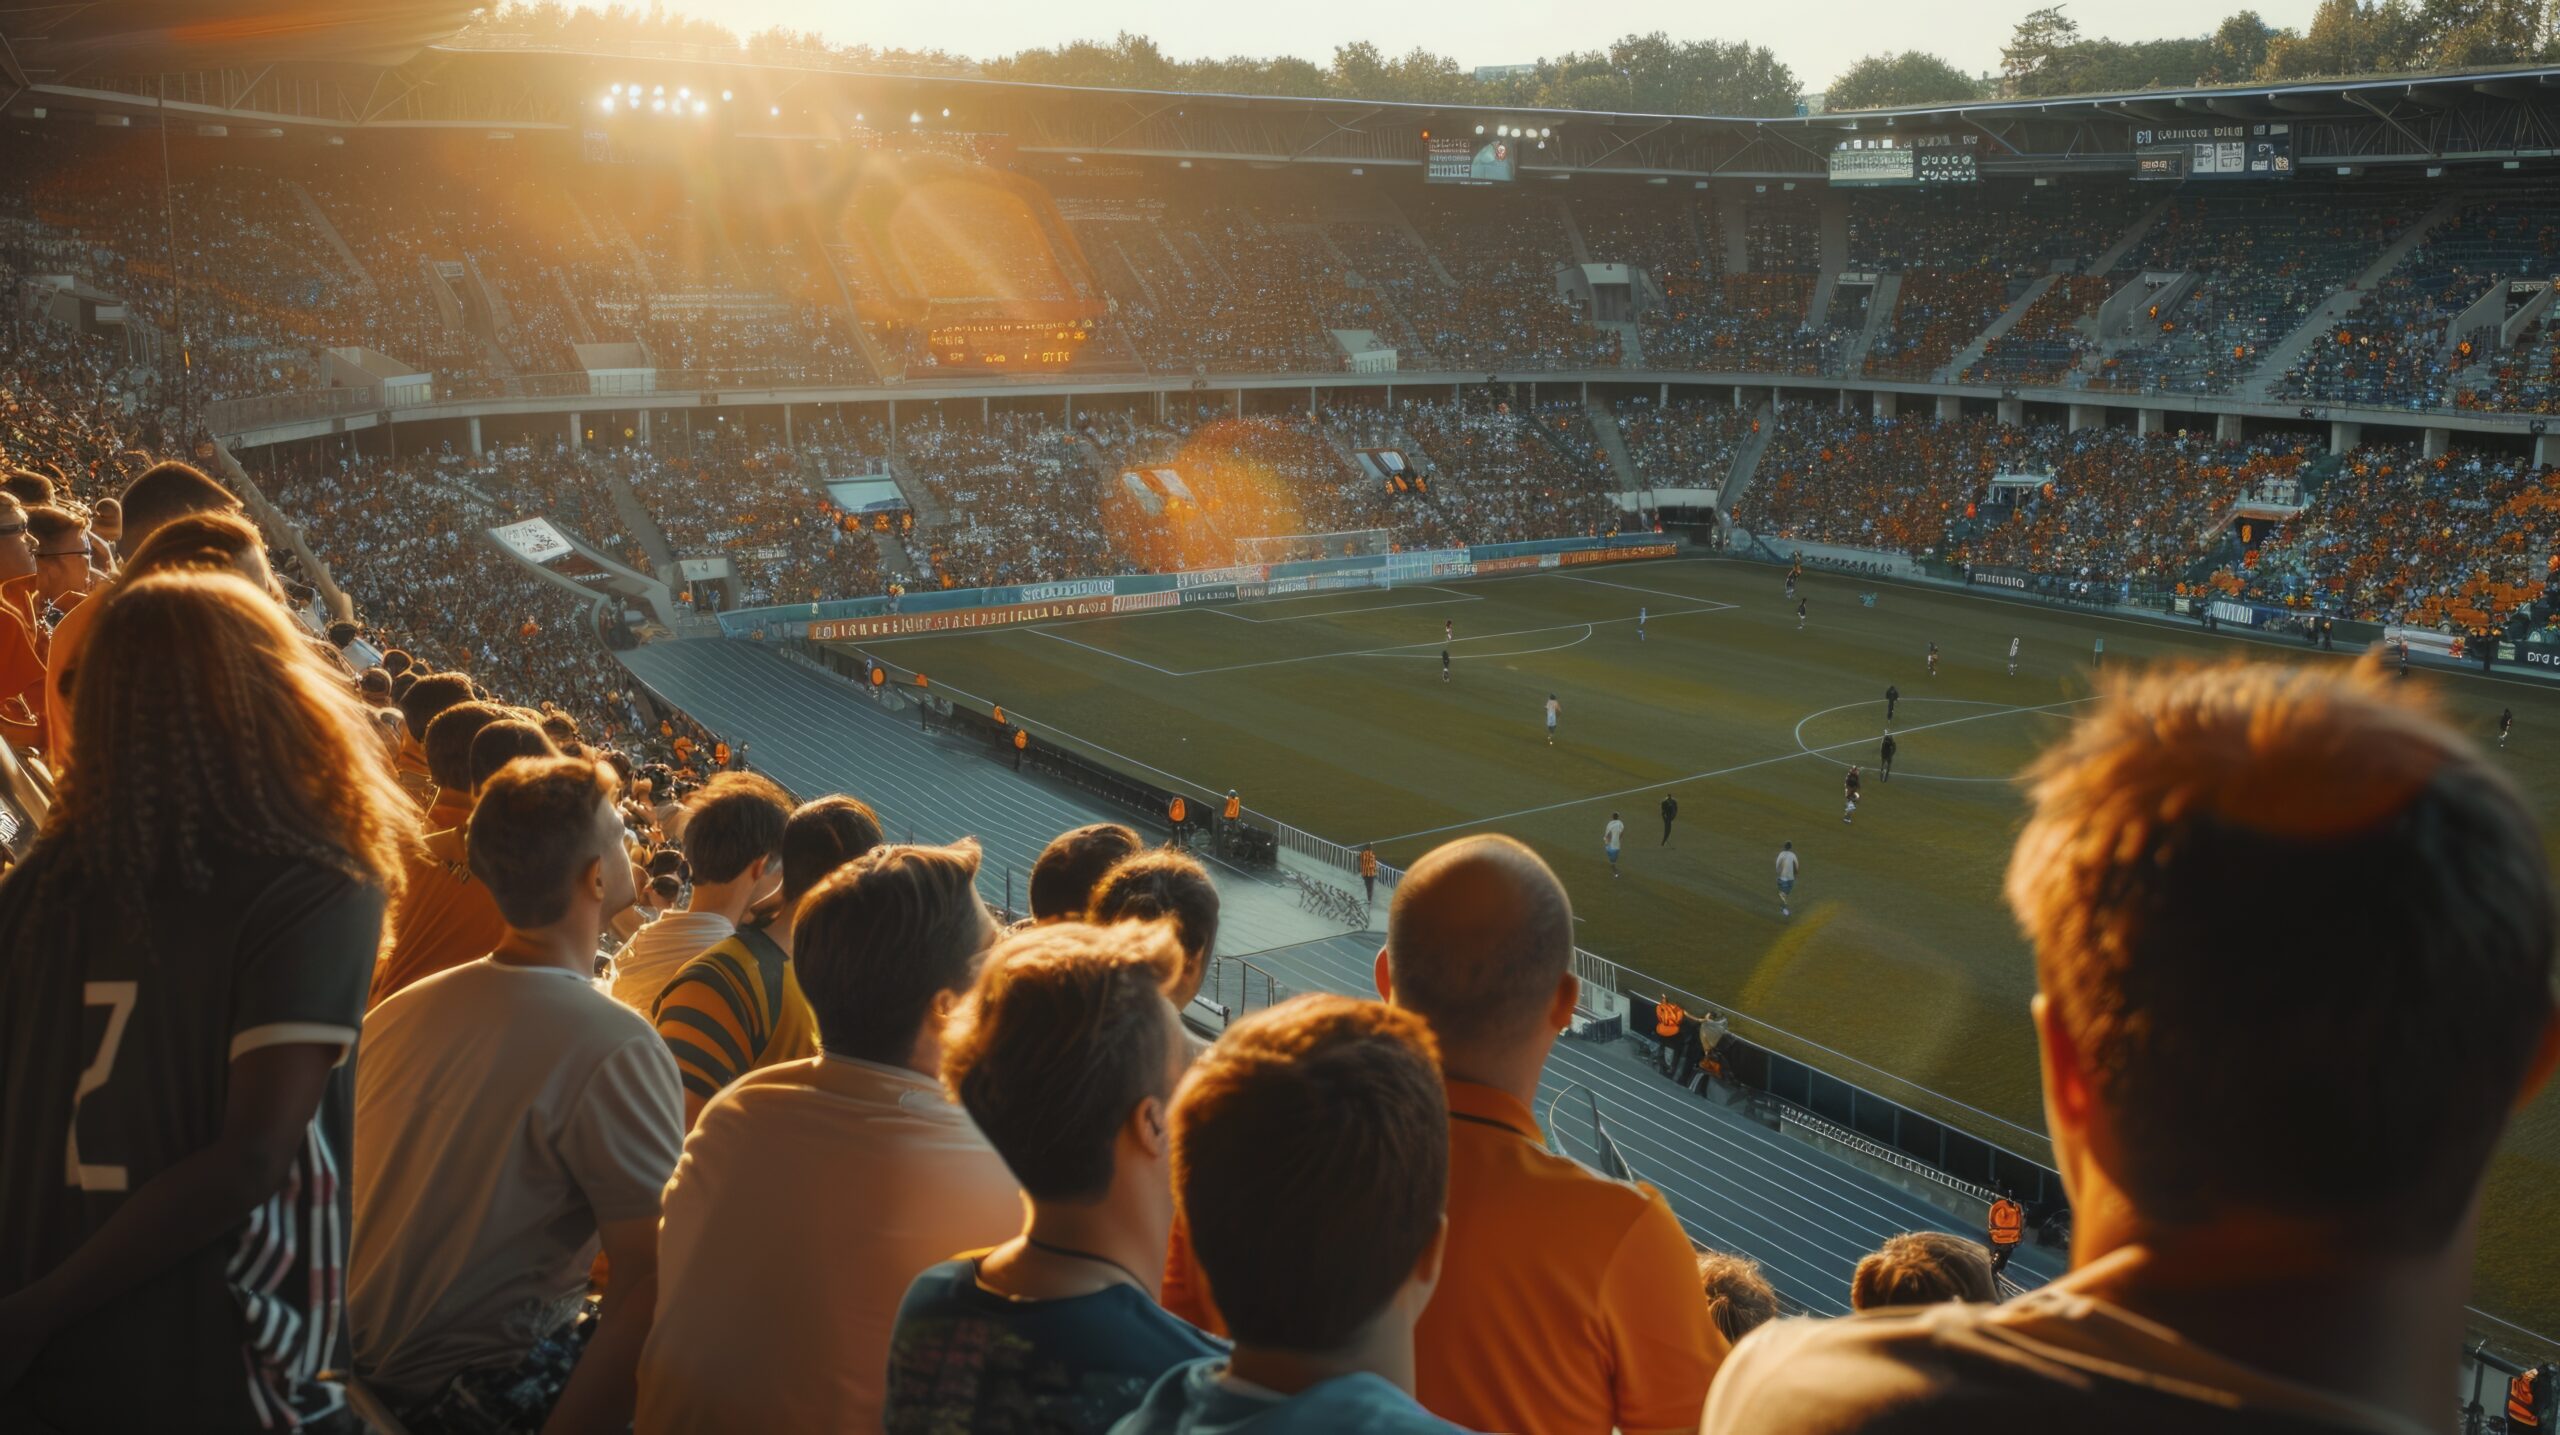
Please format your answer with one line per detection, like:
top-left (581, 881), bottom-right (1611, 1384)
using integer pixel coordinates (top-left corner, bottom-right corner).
top-left (1028, 626), bottom-right (1185, 676)
top-left (1557, 571), bottom-right (1744, 608)
top-left (1210, 587), bottom-right (1489, 625)
top-left (1366, 696), bottom-right (2101, 846)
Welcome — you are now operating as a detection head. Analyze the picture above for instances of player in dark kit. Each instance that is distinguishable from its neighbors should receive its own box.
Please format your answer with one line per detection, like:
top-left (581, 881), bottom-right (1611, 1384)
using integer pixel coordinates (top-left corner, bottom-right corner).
top-left (1926, 641), bottom-right (1939, 677)
top-left (1884, 683), bottom-right (1900, 723)
top-left (1660, 793), bottom-right (1679, 845)
top-left (1441, 648), bottom-right (1451, 683)
top-left (1880, 733), bottom-right (1898, 781)
top-left (1842, 765), bottom-right (1862, 823)
top-left (1796, 598), bottom-right (1808, 630)
top-left (2501, 707), bottom-right (2515, 747)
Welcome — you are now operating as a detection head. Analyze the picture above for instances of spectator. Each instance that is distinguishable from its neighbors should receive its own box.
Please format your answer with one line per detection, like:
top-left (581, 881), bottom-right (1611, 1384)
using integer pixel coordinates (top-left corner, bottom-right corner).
top-left (1026, 821), bottom-right (1143, 925)
top-left (469, 717), bottom-right (561, 793)
top-left (1087, 848), bottom-right (1221, 1012)
top-left (41, 461), bottom-right (241, 761)
top-left (638, 840), bottom-right (1018, 1433)
top-left (0, 494), bottom-right (44, 744)
top-left (352, 755), bottom-right (684, 1434)
top-left (394, 671), bottom-right (477, 809)
top-left (614, 848), bottom-right (688, 945)
top-left (607, 771), bottom-right (790, 1014)
top-left (1113, 994), bottom-right (1460, 1434)
top-left (1379, 833), bottom-right (1724, 1433)
top-left (651, 793), bottom-right (884, 1127)
top-left (1704, 664), bottom-right (2560, 1434)
top-left (25, 505), bottom-right (95, 615)
top-left (1698, 1252), bottom-right (1781, 1347)
top-left (366, 699), bottom-right (518, 1005)
top-left (1848, 1232), bottom-right (1997, 1312)
top-left (884, 921), bottom-right (1219, 1433)
top-left (0, 570), bottom-right (414, 1430)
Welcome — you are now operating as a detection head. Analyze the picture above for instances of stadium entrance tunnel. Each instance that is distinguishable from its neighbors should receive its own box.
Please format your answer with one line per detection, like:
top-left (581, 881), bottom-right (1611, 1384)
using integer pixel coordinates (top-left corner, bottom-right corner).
top-left (1789, 699), bottom-right (2076, 785)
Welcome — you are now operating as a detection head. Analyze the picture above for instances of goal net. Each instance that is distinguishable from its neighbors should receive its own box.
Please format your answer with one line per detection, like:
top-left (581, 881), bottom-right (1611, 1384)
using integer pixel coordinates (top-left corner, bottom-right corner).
top-left (1234, 528), bottom-right (1394, 566)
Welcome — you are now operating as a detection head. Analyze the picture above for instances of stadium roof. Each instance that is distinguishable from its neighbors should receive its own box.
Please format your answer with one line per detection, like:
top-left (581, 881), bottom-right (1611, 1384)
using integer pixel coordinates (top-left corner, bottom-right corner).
top-left (0, 2), bottom-right (475, 92)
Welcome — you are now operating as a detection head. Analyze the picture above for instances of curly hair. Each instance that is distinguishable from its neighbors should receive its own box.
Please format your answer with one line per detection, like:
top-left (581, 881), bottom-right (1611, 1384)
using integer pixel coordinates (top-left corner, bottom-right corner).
top-left (45, 570), bottom-right (419, 901)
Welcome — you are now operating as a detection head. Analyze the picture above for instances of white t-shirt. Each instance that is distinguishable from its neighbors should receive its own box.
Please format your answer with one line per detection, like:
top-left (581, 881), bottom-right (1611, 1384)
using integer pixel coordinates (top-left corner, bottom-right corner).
top-left (2010, 639), bottom-right (2021, 656)
top-left (1545, 699), bottom-right (1560, 725)
top-left (1775, 850), bottom-right (1799, 882)
top-left (351, 959), bottom-right (684, 1402)
top-left (637, 1054), bottom-right (1024, 1434)
top-left (609, 910), bottom-right (737, 1014)
top-left (1603, 819), bottom-right (1625, 849)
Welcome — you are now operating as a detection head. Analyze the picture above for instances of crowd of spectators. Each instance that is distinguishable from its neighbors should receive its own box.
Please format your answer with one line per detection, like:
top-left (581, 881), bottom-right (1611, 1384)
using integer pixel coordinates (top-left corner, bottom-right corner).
top-left (1613, 398), bottom-right (1753, 492)
top-left (1073, 197), bottom-right (1363, 374)
top-left (1395, 399), bottom-right (1625, 546)
top-left (1964, 275), bottom-right (2115, 385)
top-left (899, 411), bottom-right (1114, 588)
top-left (607, 435), bottom-right (884, 607)
top-left (0, 512), bottom-right (2540, 1435)
top-left (2291, 187), bottom-right (2560, 410)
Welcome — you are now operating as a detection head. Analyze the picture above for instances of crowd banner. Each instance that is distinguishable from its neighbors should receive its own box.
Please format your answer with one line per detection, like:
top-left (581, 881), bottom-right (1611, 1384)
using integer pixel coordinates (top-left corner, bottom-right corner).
top-left (2386, 625), bottom-right (2470, 659)
top-left (489, 518), bottom-right (575, 565)
top-left (724, 532), bottom-right (1677, 643)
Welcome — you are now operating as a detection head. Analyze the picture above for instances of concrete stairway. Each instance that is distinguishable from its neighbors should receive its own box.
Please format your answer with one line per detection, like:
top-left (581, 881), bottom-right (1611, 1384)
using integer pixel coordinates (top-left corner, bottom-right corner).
top-left (1556, 195), bottom-right (1593, 264)
top-left (1584, 398), bottom-right (1645, 496)
top-left (885, 455), bottom-right (954, 530)
top-left (1805, 192), bottom-right (1851, 327)
top-left (1839, 274), bottom-right (1902, 373)
top-left (870, 528), bottom-right (915, 582)
top-left (2235, 192), bottom-right (2464, 401)
top-left (1599, 319), bottom-right (1644, 366)
top-left (289, 183), bottom-right (375, 293)
top-left (1940, 274), bottom-right (2060, 383)
top-left (1720, 402), bottom-right (1779, 512)
top-left (1376, 192), bottom-right (1460, 289)
top-left (603, 467), bottom-right (681, 581)
top-left (2089, 196), bottom-right (2176, 275)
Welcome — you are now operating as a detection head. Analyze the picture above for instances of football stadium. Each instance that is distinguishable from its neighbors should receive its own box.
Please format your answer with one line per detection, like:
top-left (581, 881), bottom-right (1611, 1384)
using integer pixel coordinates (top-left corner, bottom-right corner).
top-left (14, 0), bottom-right (2560, 1429)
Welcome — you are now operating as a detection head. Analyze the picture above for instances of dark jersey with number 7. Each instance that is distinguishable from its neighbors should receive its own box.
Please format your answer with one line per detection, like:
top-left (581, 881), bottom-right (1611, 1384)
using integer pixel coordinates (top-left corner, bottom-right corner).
top-left (0, 845), bottom-right (383, 1431)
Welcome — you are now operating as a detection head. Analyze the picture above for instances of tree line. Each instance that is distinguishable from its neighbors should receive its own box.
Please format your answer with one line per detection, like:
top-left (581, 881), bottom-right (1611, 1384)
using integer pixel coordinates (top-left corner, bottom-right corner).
top-left (481, 0), bottom-right (2560, 118)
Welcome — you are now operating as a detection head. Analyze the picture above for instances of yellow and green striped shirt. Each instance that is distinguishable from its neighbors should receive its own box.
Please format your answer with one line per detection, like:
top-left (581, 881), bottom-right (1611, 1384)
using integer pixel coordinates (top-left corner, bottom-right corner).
top-left (651, 925), bottom-right (820, 1128)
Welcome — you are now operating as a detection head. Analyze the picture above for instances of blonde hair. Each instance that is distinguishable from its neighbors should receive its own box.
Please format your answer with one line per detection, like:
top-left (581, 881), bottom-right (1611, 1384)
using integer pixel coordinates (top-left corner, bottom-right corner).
top-left (47, 570), bottom-right (418, 900)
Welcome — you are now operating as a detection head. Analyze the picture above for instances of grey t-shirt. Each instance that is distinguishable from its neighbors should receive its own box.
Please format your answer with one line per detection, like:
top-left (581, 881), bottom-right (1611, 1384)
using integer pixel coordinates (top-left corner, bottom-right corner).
top-left (351, 958), bottom-right (683, 1400)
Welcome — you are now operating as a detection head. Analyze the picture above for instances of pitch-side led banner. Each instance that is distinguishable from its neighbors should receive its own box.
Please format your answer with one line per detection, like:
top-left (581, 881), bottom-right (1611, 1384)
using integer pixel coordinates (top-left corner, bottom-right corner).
top-left (810, 596), bottom-right (1114, 641)
top-left (1560, 543), bottom-right (1673, 566)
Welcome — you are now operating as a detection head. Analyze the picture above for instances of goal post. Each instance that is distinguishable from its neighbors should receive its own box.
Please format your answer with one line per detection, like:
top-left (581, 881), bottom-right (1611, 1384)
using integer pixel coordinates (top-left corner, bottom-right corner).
top-left (1233, 528), bottom-right (1394, 566)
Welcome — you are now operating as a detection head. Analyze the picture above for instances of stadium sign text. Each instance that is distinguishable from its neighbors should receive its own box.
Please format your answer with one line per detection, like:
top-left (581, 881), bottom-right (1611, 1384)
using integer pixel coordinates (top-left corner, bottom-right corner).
top-left (1968, 566), bottom-right (2031, 591)
top-left (1112, 590), bottom-right (1181, 614)
top-left (809, 597), bottom-right (1114, 641)
top-left (1177, 564), bottom-right (1265, 589)
top-left (1020, 579), bottom-right (1115, 602)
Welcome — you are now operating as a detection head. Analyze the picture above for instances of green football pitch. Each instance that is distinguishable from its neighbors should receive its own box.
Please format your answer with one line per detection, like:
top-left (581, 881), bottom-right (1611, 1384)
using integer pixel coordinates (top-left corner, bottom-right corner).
top-left (834, 555), bottom-right (2560, 1342)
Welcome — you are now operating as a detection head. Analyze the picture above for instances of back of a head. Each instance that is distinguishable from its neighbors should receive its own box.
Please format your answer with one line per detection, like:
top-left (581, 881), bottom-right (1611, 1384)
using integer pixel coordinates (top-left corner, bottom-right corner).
top-left (468, 719), bottom-right (560, 795)
top-left (794, 839), bottom-right (993, 1063)
top-left (1172, 993), bottom-right (1448, 1351)
top-left (422, 700), bottom-right (514, 795)
top-left (1028, 822), bottom-right (1142, 921)
top-left (380, 648), bottom-right (414, 678)
top-left (1849, 1231), bottom-right (1996, 1312)
top-left (4, 471), bottom-right (55, 509)
top-left (1387, 833), bottom-right (1575, 1049)
top-left (397, 671), bottom-right (476, 746)
top-left (1696, 1251), bottom-right (1780, 1344)
top-left (941, 921), bottom-right (1185, 1202)
top-left (56, 570), bottom-right (414, 897)
top-left (119, 509), bottom-right (268, 587)
top-left (2007, 661), bottom-right (2557, 1252)
top-left (679, 770), bottom-right (793, 883)
top-left (467, 756), bottom-right (616, 928)
top-left (118, 461), bottom-right (239, 550)
top-left (780, 793), bottom-right (886, 906)
top-left (1086, 848), bottom-right (1219, 980)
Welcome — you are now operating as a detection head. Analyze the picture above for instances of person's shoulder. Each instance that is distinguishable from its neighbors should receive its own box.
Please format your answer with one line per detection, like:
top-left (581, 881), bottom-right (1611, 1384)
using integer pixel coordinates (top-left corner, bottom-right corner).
top-left (1701, 1303), bottom-right (2095, 1435)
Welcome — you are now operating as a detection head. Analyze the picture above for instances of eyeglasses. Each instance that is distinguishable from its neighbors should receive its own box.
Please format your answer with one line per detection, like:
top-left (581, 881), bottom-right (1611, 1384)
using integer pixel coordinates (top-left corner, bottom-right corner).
top-left (34, 546), bottom-right (88, 561)
top-left (0, 525), bottom-right (25, 539)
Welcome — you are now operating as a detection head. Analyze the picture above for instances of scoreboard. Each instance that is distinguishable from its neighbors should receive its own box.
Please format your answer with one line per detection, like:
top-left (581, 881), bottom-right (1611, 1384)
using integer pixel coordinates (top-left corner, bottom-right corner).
top-left (2134, 123), bottom-right (2292, 180)
top-left (1428, 136), bottom-right (1517, 185)
top-left (925, 318), bottom-right (1095, 371)
top-left (1827, 135), bottom-right (1978, 188)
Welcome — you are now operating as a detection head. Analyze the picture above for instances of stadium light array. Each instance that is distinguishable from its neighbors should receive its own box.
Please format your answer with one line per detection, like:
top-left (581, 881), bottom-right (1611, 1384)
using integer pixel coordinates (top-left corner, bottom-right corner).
top-left (651, 98), bottom-right (666, 112)
top-left (610, 82), bottom-right (623, 95)
top-left (1474, 124), bottom-right (1484, 135)
top-left (652, 85), bottom-right (664, 96)
top-left (771, 106), bottom-right (781, 117)
top-left (721, 90), bottom-right (733, 101)
top-left (693, 100), bottom-right (708, 114)
top-left (910, 111), bottom-right (923, 124)
top-left (679, 87), bottom-right (691, 99)
top-left (599, 96), bottom-right (615, 112)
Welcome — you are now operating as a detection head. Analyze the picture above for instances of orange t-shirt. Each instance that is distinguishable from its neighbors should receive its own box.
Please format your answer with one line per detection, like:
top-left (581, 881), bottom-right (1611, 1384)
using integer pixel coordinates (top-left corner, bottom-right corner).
top-left (1416, 1081), bottom-right (1724, 1433)
top-left (40, 578), bottom-right (96, 761)
top-left (368, 807), bottom-right (509, 1008)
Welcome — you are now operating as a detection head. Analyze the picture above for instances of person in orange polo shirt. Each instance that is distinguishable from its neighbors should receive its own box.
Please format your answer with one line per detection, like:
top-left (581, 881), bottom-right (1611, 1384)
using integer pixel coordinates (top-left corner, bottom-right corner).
top-left (1375, 833), bottom-right (1725, 1433)
top-left (0, 495), bottom-right (46, 747)
top-left (368, 703), bottom-right (551, 1007)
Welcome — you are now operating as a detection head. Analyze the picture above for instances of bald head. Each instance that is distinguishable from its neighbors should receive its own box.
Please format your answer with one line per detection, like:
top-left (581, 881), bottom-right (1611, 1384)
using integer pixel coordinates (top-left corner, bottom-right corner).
top-left (1386, 834), bottom-right (1575, 1047)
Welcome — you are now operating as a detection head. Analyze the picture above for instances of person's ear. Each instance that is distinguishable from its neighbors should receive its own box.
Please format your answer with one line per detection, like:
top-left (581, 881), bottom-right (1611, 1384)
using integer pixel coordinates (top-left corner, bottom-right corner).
top-left (1129, 1093), bottom-right (1170, 1162)
top-left (2032, 992), bottom-right (2092, 1140)
top-left (585, 855), bottom-right (606, 903)
top-left (1373, 946), bottom-right (1392, 1002)
top-left (1547, 969), bottom-right (1579, 1029)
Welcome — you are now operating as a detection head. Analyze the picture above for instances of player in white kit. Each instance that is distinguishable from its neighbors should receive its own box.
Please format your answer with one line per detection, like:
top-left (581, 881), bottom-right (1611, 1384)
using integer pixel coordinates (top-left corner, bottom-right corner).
top-left (1775, 841), bottom-right (1799, 916)
top-left (2008, 636), bottom-right (2020, 676)
top-left (1545, 693), bottom-right (1560, 746)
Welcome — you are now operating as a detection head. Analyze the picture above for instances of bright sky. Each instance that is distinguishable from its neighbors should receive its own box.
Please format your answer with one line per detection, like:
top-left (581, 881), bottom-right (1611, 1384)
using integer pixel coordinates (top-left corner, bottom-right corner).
top-left (675, 0), bottom-right (2323, 92)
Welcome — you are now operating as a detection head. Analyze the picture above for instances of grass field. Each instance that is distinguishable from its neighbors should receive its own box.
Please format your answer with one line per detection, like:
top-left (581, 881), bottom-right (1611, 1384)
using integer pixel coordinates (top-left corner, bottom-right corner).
top-left (834, 555), bottom-right (2560, 1344)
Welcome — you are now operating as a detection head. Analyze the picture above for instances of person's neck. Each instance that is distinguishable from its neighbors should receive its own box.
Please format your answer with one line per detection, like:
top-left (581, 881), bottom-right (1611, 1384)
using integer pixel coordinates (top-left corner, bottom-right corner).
top-left (988, 1191), bottom-right (1168, 1301)
top-left (487, 916), bottom-right (599, 977)
top-left (1225, 1319), bottom-right (1416, 1401)
top-left (1439, 1035), bottom-right (1552, 1113)
top-left (2065, 1208), bottom-right (2472, 1430)
top-left (680, 877), bottom-right (756, 926)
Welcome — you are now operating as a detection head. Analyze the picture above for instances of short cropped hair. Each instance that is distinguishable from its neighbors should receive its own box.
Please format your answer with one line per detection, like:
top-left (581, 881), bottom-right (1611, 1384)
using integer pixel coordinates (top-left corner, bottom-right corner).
top-left (1387, 834), bottom-right (1575, 1046)
top-left (679, 771), bottom-right (793, 883)
top-left (1173, 993), bottom-right (1447, 1351)
top-left (421, 700), bottom-right (514, 794)
top-left (780, 794), bottom-right (885, 905)
top-left (467, 757), bottom-right (616, 929)
top-left (1029, 823), bottom-right (1141, 920)
top-left (4, 472), bottom-right (55, 508)
top-left (2007, 662), bottom-right (2557, 1252)
top-left (1086, 849), bottom-right (1219, 989)
top-left (942, 922), bottom-right (1184, 1202)
top-left (467, 718), bottom-right (559, 794)
top-left (118, 461), bottom-right (239, 547)
top-left (1850, 1231), bottom-right (1996, 1310)
top-left (1697, 1251), bottom-right (1780, 1344)
top-left (794, 840), bottom-right (993, 1063)
top-left (397, 672), bottom-right (476, 746)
